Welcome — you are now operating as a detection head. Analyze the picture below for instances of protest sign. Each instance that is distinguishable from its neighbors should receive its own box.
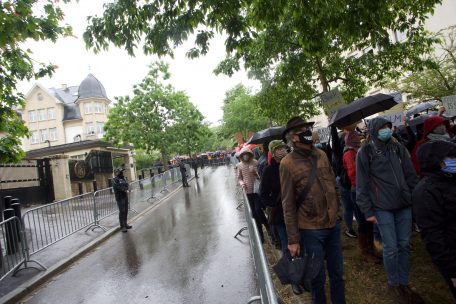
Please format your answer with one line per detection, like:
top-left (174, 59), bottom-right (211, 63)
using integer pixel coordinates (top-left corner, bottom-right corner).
top-left (317, 127), bottom-right (331, 143)
top-left (321, 88), bottom-right (345, 119)
top-left (442, 95), bottom-right (456, 117)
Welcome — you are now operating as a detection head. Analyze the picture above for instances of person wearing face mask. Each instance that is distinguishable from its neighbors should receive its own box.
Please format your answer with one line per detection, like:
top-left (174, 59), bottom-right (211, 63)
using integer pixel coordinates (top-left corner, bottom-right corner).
top-left (280, 117), bottom-right (345, 304)
top-left (411, 116), bottom-right (453, 175)
top-left (237, 146), bottom-right (269, 242)
top-left (356, 117), bottom-right (423, 304)
top-left (260, 140), bottom-right (302, 293)
top-left (113, 168), bottom-right (132, 233)
top-left (412, 140), bottom-right (456, 299)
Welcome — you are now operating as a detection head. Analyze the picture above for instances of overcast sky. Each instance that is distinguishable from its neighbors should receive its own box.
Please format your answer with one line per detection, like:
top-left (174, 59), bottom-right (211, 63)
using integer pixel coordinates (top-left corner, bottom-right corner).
top-left (17, 0), bottom-right (260, 126)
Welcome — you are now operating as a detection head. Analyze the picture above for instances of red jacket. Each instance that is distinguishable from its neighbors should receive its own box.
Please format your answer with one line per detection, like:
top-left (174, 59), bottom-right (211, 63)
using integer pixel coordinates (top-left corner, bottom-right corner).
top-left (343, 148), bottom-right (357, 187)
top-left (411, 116), bottom-right (452, 175)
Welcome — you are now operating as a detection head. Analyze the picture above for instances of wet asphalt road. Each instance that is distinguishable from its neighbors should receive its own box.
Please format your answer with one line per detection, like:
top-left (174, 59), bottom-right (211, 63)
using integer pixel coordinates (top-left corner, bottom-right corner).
top-left (24, 166), bottom-right (258, 304)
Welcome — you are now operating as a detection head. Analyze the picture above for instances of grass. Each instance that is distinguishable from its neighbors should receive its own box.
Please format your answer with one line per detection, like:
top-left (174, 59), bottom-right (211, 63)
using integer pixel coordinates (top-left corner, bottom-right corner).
top-left (263, 230), bottom-right (456, 304)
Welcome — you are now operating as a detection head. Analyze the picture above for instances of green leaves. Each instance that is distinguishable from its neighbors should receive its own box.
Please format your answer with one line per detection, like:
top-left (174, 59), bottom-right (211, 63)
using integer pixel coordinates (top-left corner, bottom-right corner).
top-left (103, 61), bottom-right (210, 160)
top-left (0, 0), bottom-right (72, 162)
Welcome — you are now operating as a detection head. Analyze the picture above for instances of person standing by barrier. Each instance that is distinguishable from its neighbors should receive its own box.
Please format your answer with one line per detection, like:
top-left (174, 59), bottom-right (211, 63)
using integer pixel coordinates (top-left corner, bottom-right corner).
top-left (237, 146), bottom-right (269, 243)
top-left (191, 156), bottom-right (199, 178)
top-left (260, 140), bottom-right (303, 294)
top-left (280, 117), bottom-right (345, 304)
top-left (178, 159), bottom-right (190, 187)
top-left (356, 117), bottom-right (423, 304)
top-left (113, 168), bottom-right (132, 233)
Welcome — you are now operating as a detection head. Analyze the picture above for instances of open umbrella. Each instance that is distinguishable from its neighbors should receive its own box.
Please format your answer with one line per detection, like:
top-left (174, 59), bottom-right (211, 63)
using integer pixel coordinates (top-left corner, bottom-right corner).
top-left (329, 93), bottom-right (400, 128)
top-left (405, 100), bottom-right (439, 118)
top-left (407, 114), bottom-right (429, 127)
top-left (247, 126), bottom-right (285, 144)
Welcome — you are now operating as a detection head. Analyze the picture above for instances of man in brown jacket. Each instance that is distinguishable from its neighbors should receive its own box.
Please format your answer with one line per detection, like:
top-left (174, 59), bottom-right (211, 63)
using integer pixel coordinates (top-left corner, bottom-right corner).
top-left (280, 117), bottom-right (345, 304)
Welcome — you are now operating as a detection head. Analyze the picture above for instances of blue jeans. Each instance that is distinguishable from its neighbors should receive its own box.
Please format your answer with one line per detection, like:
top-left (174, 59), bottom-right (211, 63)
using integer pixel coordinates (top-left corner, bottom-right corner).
top-left (276, 223), bottom-right (291, 260)
top-left (375, 207), bottom-right (412, 286)
top-left (336, 177), bottom-right (354, 232)
top-left (300, 222), bottom-right (346, 304)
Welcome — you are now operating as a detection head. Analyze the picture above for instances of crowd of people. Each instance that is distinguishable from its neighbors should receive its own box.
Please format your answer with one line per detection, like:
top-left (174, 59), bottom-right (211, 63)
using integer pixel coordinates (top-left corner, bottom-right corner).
top-left (235, 110), bottom-right (456, 304)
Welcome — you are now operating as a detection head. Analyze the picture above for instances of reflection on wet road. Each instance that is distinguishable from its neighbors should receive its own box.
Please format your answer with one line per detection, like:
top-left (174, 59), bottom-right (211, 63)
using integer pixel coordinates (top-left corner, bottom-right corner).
top-left (25, 166), bottom-right (258, 304)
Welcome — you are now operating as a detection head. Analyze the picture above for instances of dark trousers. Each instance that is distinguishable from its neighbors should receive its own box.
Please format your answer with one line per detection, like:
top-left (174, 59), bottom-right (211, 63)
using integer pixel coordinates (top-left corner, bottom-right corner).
top-left (300, 222), bottom-right (346, 304)
top-left (116, 197), bottom-right (129, 227)
top-left (246, 193), bottom-right (268, 241)
top-left (181, 172), bottom-right (189, 186)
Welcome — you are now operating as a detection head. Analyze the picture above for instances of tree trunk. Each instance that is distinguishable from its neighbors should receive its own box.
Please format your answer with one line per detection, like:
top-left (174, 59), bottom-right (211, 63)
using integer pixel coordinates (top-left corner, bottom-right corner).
top-left (160, 150), bottom-right (168, 170)
top-left (315, 56), bottom-right (329, 93)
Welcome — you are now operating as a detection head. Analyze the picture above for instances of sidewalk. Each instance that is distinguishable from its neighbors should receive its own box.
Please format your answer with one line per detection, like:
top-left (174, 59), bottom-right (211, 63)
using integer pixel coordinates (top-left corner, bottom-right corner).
top-left (0, 172), bottom-right (194, 302)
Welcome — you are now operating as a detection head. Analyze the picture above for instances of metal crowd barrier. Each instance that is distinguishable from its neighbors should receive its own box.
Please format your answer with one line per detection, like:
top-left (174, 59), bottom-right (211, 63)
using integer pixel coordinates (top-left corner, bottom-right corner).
top-left (0, 166), bottom-right (190, 282)
top-left (234, 189), bottom-right (279, 304)
top-left (0, 216), bottom-right (45, 281)
top-left (22, 193), bottom-right (95, 255)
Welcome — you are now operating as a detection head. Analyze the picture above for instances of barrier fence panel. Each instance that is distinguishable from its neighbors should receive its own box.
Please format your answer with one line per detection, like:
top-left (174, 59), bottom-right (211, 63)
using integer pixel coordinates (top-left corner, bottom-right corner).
top-left (0, 216), bottom-right (25, 281)
top-left (238, 190), bottom-right (279, 304)
top-left (92, 187), bottom-right (117, 228)
top-left (22, 193), bottom-right (95, 256)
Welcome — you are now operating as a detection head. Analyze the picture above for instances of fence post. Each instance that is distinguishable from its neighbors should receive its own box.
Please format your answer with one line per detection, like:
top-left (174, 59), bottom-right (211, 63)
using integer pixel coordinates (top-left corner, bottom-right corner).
top-left (11, 200), bottom-right (21, 241)
top-left (4, 209), bottom-right (19, 255)
top-left (92, 180), bottom-right (98, 192)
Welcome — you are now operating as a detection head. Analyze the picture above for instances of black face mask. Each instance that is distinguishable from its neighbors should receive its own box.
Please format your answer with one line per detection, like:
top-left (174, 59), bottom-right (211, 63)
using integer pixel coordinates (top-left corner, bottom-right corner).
top-left (297, 130), bottom-right (313, 145)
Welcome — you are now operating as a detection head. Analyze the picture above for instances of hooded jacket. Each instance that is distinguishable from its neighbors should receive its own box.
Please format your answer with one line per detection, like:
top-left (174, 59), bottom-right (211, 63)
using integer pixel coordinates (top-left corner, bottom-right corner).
top-left (356, 117), bottom-right (418, 218)
top-left (412, 141), bottom-right (456, 279)
top-left (411, 116), bottom-right (451, 175)
top-left (237, 147), bottom-right (258, 194)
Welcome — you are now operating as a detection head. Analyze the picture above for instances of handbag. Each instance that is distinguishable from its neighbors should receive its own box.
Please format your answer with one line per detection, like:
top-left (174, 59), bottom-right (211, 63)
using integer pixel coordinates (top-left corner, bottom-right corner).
top-left (273, 251), bottom-right (322, 286)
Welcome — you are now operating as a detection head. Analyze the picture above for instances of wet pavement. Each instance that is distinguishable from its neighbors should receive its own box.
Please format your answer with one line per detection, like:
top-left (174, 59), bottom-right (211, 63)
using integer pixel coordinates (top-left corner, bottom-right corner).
top-left (22, 166), bottom-right (258, 304)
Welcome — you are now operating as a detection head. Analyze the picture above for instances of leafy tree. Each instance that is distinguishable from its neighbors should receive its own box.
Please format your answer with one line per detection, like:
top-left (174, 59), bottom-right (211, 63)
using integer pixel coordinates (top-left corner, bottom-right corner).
top-left (84, 0), bottom-right (440, 123)
top-left (387, 26), bottom-right (456, 101)
top-left (133, 149), bottom-right (161, 170)
top-left (220, 84), bottom-right (269, 140)
top-left (103, 61), bottom-right (207, 168)
top-left (0, 0), bottom-right (72, 162)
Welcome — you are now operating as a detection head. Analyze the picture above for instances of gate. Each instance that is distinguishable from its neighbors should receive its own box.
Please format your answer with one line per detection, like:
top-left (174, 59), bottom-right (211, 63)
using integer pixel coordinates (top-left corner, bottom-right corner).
top-left (0, 159), bottom-right (54, 209)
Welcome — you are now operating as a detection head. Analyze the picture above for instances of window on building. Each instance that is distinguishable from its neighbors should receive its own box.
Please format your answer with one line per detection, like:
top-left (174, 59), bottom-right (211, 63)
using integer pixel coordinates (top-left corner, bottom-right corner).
top-left (96, 122), bottom-right (104, 134)
top-left (94, 102), bottom-right (103, 113)
top-left (40, 129), bottom-right (48, 142)
top-left (47, 108), bottom-right (56, 119)
top-left (49, 128), bottom-right (57, 141)
top-left (31, 131), bottom-right (39, 144)
top-left (37, 92), bottom-right (43, 101)
top-left (38, 109), bottom-right (46, 121)
top-left (84, 102), bottom-right (93, 114)
top-left (86, 123), bottom-right (95, 135)
top-left (28, 110), bottom-right (36, 122)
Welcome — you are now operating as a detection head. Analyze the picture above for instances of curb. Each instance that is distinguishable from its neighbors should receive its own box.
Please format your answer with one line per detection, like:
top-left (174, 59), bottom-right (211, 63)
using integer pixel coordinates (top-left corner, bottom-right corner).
top-left (0, 178), bottom-right (194, 304)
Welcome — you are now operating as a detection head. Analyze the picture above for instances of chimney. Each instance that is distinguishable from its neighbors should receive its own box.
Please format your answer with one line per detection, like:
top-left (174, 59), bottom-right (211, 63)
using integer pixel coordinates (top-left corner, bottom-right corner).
top-left (61, 84), bottom-right (68, 90)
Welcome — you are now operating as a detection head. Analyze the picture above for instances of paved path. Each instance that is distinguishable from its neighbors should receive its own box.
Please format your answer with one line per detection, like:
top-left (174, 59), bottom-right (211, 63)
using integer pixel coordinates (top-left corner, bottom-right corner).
top-left (23, 166), bottom-right (258, 304)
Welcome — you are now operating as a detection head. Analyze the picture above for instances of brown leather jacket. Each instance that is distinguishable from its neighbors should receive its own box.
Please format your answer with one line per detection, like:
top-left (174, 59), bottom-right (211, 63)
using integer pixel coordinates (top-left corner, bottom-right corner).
top-left (280, 146), bottom-right (342, 244)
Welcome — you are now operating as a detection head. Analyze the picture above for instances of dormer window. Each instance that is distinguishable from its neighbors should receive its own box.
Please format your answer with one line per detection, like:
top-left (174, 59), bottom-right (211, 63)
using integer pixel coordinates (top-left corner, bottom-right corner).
top-left (37, 93), bottom-right (43, 101)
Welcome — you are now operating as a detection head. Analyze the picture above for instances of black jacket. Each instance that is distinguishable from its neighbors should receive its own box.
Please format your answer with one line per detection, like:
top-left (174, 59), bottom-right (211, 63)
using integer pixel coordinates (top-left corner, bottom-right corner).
top-left (260, 158), bottom-right (284, 225)
top-left (412, 140), bottom-right (456, 279)
top-left (113, 175), bottom-right (129, 200)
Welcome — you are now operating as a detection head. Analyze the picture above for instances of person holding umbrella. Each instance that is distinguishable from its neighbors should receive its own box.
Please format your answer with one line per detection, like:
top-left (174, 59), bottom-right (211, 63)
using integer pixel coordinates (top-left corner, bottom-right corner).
top-left (356, 117), bottom-right (423, 303)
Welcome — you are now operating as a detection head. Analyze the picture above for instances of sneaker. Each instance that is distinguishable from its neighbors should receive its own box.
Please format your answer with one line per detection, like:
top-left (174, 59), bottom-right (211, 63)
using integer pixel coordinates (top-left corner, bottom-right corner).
top-left (344, 230), bottom-right (358, 238)
top-left (291, 283), bottom-right (303, 295)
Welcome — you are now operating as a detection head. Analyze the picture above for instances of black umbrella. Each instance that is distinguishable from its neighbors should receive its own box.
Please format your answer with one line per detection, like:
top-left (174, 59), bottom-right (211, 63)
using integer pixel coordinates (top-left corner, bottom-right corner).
top-left (329, 93), bottom-right (400, 128)
top-left (247, 126), bottom-right (285, 144)
top-left (407, 114), bottom-right (429, 127)
top-left (405, 100), bottom-right (439, 118)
